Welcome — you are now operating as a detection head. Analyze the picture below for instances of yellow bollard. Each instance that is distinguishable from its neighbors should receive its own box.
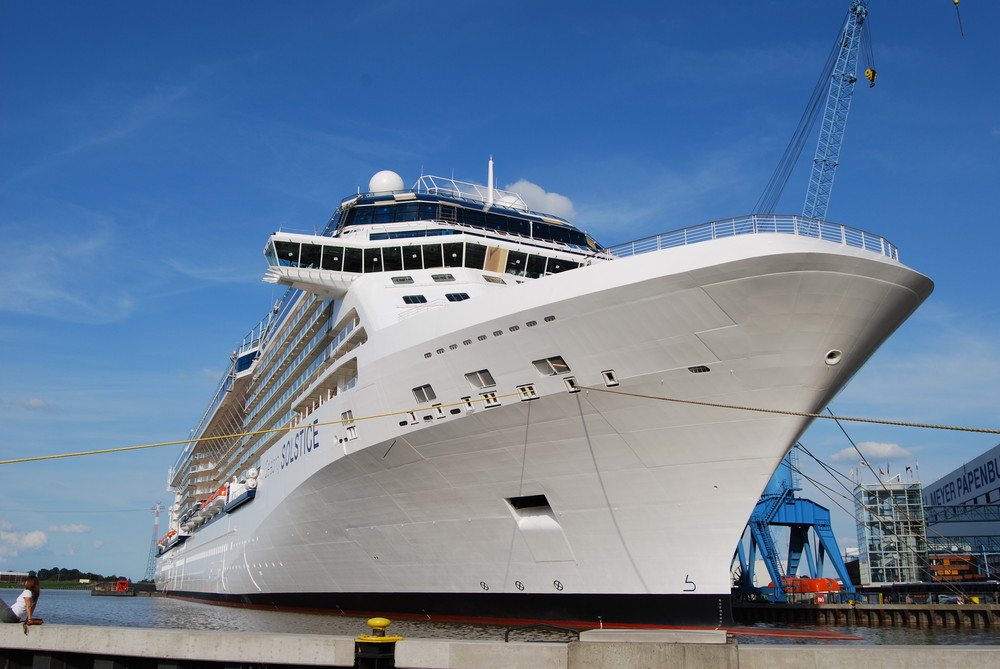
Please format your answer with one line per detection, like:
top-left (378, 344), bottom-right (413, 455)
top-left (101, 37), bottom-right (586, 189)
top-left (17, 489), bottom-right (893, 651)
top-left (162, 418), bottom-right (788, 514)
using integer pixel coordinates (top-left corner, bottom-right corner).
top-left (354, 617), bottom-right (403, 668)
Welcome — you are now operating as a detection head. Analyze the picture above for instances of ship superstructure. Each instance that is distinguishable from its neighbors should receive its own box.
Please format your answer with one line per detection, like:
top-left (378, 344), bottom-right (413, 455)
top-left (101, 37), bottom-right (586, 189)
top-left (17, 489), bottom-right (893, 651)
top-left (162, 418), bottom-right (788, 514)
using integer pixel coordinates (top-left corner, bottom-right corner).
top-left (156, 165), bottom-right (931, 628)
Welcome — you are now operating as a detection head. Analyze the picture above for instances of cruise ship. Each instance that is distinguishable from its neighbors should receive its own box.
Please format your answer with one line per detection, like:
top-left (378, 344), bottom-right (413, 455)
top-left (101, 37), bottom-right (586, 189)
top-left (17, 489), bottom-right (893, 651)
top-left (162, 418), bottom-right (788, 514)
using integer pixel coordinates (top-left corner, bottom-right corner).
top-left (155, 164), bottom-right (932, 628)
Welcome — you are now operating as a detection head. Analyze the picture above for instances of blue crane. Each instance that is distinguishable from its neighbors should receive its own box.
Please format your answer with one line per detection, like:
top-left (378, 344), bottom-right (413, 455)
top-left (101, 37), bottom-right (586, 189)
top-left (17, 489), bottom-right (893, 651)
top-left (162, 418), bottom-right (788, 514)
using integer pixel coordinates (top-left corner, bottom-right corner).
top-left (754, 0), bottom-right (875, 219)
top-left (803, 0), bottom-right (871, 220)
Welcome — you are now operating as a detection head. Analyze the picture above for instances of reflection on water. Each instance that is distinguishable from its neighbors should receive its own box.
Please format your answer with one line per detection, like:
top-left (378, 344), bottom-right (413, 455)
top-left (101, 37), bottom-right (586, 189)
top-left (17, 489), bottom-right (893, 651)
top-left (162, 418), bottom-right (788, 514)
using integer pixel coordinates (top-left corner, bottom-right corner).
top-left (5, 590), bottom-right (998, 645)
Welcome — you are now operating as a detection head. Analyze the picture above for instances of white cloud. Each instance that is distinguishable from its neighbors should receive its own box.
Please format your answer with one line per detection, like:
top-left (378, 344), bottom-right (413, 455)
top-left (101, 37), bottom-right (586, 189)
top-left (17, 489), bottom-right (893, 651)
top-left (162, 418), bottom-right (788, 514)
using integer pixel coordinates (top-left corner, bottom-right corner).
top-left (0, 526), bottom-right (48, 559)
top-left (831, 440), bottom-right (912, 463)
top-left (92, 539), bottom-right (104, 549)
top-left (504, 179), bottom-right (576, 220)
top-left (48, 524), bottom-right (90, 533)
top-left (16, 398), bottom-right (53, 411)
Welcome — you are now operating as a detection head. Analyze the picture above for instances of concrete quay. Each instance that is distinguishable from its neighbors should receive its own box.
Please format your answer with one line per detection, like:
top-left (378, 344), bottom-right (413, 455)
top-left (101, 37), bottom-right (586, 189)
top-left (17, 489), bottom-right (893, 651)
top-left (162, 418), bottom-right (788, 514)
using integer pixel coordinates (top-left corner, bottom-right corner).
top-left (2, 624), bottom-right (999, 668)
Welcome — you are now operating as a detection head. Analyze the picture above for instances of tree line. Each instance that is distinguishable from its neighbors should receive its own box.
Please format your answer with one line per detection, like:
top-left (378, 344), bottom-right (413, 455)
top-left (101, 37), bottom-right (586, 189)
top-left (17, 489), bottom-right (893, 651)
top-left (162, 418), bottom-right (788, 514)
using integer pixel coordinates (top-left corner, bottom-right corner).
top-left (31, 567), bottom-right (130, 582)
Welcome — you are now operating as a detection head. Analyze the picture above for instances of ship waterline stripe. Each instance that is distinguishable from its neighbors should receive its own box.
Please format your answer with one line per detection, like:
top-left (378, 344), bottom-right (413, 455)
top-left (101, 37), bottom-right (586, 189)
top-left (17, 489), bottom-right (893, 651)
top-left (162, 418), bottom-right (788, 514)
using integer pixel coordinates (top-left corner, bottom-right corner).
top-left (4, 388), bottom-right (996, 466)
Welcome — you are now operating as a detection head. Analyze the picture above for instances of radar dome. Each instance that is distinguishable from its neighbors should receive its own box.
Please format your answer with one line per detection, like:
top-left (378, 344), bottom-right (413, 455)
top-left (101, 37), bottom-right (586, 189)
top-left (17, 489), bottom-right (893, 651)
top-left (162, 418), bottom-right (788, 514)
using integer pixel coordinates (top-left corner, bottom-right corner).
top-left (369, 170), bottom-right (405, 194)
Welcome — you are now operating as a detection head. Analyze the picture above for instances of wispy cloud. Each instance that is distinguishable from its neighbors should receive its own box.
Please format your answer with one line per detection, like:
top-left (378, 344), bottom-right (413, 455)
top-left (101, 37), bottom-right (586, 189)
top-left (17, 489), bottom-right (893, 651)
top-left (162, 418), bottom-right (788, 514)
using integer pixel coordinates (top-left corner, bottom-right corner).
top-left (505, 179), bottom-right (576, 220)
top-left (831, 440), bottom-right (913, 463)
top-left (0, 524), bottom-right (48, 560)
top-left (15, 398), bottom-right (54, 411)
top-left (48, 524), bottom-right (90, 533)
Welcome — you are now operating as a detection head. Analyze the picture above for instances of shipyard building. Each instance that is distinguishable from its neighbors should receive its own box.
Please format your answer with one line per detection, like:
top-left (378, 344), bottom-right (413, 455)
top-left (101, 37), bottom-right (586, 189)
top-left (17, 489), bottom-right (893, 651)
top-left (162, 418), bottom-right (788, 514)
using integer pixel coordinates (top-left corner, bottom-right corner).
top-left (922, 442), bottom-right (1000, 581)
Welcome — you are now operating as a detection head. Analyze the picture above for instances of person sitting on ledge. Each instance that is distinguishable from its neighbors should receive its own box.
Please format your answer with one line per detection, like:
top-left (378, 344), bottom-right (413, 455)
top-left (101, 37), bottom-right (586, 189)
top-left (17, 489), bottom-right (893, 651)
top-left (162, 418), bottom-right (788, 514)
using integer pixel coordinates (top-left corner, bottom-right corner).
top-left (1, 576), bottom-right (42, 625)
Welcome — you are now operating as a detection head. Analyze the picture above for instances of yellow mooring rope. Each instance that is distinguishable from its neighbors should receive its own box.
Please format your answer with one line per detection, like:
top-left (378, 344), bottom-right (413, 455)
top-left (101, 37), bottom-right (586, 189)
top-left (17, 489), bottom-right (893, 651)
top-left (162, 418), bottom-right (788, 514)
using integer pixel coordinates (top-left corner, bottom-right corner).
top-left (1, 386), bottom-right (996, 466)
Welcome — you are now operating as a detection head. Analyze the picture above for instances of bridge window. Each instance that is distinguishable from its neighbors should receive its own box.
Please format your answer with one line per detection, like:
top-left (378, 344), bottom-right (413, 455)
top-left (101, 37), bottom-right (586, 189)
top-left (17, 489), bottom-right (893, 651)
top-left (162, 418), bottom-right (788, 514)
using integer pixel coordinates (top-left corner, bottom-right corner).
top-left (403, 246), bottom-right (423, 270)
top-left (382, 246), bottom-right (403, 271)
top-left (343, 247), bottom-right (363, 273)
top-left (423, 243), bottom-right (443, 269)
top-left (300, 244), bottom-right (321, 269)
top-left (443, 242), bottom-right (463, 267)
top-left (465, 243), bottom-right (486, 269)
top-left (275, 241), bottom-right (300, 267)
top-left (364, 248), bottom-right (382, 273)
top-left (506, 251), bottom-right (527, 276)
top-left (322, 246), bottom-right (344, 271)
top-left (526, 254), bottom-right (547, 279)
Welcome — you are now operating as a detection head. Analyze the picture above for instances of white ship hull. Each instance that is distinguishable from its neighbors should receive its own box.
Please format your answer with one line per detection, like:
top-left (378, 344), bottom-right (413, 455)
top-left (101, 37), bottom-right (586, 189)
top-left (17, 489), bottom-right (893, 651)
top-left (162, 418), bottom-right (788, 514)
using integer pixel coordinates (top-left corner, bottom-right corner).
top-left (156, 231), bottom-right (931, 627)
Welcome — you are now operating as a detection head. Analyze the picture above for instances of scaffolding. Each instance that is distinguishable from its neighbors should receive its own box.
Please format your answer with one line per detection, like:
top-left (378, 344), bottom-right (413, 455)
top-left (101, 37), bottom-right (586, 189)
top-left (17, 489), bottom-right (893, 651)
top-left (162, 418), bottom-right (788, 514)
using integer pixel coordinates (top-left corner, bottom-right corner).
top-left (855, 481), bottom-right (929, 585)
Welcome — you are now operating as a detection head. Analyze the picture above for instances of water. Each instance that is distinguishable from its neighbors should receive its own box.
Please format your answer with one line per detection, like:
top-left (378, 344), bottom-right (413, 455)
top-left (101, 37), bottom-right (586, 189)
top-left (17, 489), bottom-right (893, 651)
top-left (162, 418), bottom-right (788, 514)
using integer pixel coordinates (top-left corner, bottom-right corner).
top-left (5, 589), bottom-right (998, 645)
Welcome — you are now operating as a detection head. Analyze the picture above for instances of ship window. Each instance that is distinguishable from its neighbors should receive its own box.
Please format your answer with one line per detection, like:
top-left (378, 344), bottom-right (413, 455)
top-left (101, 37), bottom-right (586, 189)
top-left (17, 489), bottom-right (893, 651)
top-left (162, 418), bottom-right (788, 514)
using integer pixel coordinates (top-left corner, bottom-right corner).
top-left (443, 242), bottom-right (463, 267)
top-left (483, 275), bottom-right (506, 285)
top-left (508, 217), bottom-right (530, 237)
top-left (382, 246), bottom-right (403, 271)
top-left (533, 356), bottom-right (571, 376)
top-left (394, 203), bottom-right (419, 222)
top-left (265, 242), bottom-right (278, 267)
top-left (403, 295), bottom-right (427, 304)
top-left (481, 391), bottom-right (501, 408)
top-left (423, 243), bottom-right (443, 268)
top-left (526, 320), bottom-right (537, 327)
top-left (364, 248), bottom-right (383, 273)
top-left (275, 240), bottom-right (300, 267)
top-left (446, 293), bottom-right (470, 302)
top-left (352, 208), bottom-right (373, 226)
top-left (463, 339), bottom-right (472, 345)
top-left (526, 255), bottom-right (547, 279)
top-left (412, 384), bottom-right (436, 403)
top-left (373, 205), bottom-right (394, 224)
top-left (517, 384), bottom-right (538, 401)
top-left (343, 247), bottom-right (363, 273)
top-left (322, 246), bottom-right (344, 271)
top-left (465, 369), bottom-right (495, 389)
top-left (432, 273), bottom-right (455, 282)
top-left (507, 494), bottom-right (549, 510)
top-left (403, 246), bottom-right (423, 270)
top-left (688, 365), bottom-right (711, 374)
top-left (477, 334), bottom-right (487, 341)
top-left (391, 276), bottom-right (414, 285)
top-left (548, 258), bottom-right (578, 274)
top-left (506, 251), bottom-right (527, 276)
top-left (300, 244), bottom-right (321, 269)
top-left (464, 243), bottom-right (486, 270)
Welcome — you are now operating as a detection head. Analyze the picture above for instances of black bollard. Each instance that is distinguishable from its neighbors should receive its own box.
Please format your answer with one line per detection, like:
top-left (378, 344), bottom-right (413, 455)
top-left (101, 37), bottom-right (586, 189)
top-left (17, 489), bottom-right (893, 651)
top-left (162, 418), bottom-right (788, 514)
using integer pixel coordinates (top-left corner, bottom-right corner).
top-left (354, 617), bottom-right (402, 669)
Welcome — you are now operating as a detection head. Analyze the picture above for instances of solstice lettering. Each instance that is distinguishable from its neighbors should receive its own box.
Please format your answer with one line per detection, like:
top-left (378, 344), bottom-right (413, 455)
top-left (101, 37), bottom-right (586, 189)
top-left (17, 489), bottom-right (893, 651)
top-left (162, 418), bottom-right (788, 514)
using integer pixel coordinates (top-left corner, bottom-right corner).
top-left (280, 419), bottom-right (321, 470)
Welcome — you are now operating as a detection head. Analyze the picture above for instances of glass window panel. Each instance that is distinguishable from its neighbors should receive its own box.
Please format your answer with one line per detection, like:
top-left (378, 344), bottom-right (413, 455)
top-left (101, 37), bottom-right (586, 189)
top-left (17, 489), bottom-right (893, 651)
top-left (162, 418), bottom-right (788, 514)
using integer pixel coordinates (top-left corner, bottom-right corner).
top-left (364, 248), bottom-right (383, 273)
top-left (274, 241), bottom-right (300, 267)
top-left (382, 246), bottom-right (403, 271)
top-left (418, 203), bottom-right (438, 220)
top-left (443, 242), bottom-right (463, 268)
top-left (547, 258), bottom-right (578, 274)
top-left (526, 255), bottom-right (546, 278)
top-left (321, 246), bottom-right (344, 271)
top-left (508, 218), bottom-right (530, 237)
top-left (403, 246), bottom-right (423, 270)
top-left (506, 251), bottom-right (527, 276)
top-left (264, 242), bottom-right (278, 267)
top-left (422, 244), bottom-right (443, 268)
top-left (394, 203), bottom-right (419, 222)
top-left (533, 223), bottom-right (553, 241)
top-left (373, 205), bottom-right (394, 224)
top-left (486, 213), bottom-right (508, 233)
top-left (352, 208), bottom-right (373, 226)
top-left (300, 244), bottom-right (321, 269)
top-left (464, 243), bottom-right (486, 269)
top-left (462, 209), bottom-right (485, 227)
top-left (343, 247), bottom-right (363, 273)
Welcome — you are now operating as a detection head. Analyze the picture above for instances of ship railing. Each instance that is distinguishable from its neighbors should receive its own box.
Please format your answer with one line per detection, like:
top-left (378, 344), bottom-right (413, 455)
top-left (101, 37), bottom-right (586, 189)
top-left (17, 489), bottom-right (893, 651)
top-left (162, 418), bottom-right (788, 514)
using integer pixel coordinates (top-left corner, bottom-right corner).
top-left (603, 214), bottom-right (900, 261)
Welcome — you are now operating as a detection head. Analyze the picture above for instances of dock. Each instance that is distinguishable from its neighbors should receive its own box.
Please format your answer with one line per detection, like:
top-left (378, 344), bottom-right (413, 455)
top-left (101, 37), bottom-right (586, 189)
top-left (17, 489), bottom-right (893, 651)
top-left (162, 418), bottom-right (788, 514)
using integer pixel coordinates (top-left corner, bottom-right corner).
top-left (2, 624), bottom-right (999, 669)
top-left (734, 602), bottom-right (1000, 628)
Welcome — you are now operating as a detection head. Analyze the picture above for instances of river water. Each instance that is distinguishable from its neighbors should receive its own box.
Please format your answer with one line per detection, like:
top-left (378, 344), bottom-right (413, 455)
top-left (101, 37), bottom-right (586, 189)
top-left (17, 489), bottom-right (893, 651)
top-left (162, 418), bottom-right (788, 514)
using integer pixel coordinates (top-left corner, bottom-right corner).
top-left (4, 589), bottom-right (998, 645)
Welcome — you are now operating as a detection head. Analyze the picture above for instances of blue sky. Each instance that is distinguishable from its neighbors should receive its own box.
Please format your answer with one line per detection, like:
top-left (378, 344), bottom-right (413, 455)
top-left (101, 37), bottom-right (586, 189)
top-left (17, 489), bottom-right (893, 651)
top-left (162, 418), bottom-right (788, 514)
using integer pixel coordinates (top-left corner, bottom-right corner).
top-left (1, 0), bottom-right (998, 580)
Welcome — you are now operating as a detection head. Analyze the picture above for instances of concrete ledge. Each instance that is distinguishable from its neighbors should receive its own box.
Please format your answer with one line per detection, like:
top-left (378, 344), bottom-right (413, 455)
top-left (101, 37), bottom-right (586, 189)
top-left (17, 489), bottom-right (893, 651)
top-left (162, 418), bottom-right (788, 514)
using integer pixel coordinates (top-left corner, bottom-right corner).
top-left (0, 624), bottom-right (355, 666)
top-left (3, 624), bottom-right (1000, 669)
top-left (579, 628), bottom-right (728, 643)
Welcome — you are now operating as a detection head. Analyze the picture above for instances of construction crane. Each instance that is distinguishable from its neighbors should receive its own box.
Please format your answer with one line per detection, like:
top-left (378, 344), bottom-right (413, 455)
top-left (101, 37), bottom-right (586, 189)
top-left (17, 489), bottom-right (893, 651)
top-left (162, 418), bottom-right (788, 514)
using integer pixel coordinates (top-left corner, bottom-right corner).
top-left (755, 0), bottom-right (875, 219)
top-left (803, 0), bottom-right (871, 220)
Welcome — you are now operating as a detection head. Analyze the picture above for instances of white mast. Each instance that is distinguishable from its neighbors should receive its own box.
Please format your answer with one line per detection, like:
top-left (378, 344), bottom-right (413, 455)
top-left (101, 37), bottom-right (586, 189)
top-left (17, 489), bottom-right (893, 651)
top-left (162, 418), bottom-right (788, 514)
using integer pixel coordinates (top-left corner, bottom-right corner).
top-left (487, 156), bottom-right (494, 207)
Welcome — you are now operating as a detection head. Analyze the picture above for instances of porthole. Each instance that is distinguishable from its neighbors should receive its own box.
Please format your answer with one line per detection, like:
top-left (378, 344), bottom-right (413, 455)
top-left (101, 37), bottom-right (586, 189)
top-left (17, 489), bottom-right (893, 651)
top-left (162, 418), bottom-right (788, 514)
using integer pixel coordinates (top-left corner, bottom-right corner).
top-left (825, 349), bottom-right (843, 366)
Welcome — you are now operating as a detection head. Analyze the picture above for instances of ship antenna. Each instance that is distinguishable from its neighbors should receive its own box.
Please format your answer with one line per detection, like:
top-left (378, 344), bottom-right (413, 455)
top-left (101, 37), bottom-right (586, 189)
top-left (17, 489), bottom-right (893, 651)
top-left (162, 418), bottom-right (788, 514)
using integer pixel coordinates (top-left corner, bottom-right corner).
top-left (487, 156), bottom-right (495, 207)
